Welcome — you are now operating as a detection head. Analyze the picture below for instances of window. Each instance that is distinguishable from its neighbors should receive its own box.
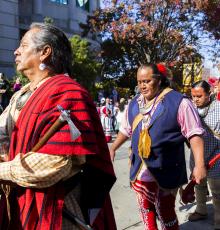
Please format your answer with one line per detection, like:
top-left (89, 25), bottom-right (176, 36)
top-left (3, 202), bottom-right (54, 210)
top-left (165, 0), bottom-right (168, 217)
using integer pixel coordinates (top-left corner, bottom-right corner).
top-left (76, 0), bottom-right (90, 12)
top-left (50, 0), bottom-right (68, 5)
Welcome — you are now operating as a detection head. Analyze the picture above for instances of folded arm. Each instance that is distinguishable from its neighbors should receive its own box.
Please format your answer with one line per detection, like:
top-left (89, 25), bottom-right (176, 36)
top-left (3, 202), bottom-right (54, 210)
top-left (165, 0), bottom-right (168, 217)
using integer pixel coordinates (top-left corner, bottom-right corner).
top-left (0, 152), bottom-right (85, 188)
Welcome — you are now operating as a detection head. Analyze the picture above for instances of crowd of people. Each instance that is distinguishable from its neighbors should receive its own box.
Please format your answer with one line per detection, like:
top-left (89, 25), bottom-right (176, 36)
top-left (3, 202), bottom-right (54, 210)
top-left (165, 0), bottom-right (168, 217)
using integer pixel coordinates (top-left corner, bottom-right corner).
top-left (0, 22), bottom-right (219, 230)
top-left (96, 97), bottom-right (129, 143)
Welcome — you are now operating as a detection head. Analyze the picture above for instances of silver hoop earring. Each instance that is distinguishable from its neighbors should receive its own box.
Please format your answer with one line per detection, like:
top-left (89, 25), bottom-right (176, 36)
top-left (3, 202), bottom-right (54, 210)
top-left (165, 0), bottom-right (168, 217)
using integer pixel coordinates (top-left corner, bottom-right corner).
top-left (39, 63), bottom-right (46, 71)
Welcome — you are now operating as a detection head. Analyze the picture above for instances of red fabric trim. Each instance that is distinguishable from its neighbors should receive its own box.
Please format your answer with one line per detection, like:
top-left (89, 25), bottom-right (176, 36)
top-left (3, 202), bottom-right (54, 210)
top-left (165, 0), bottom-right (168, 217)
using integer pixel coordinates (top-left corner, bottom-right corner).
top-left (217, 92), bottom-right (220, 101)
top-left (132, 180), bottom-right (178, 230)
top-left (102, 106), bottom-right (107, 115)
top-left (135, 190), bottom-right (157, 230)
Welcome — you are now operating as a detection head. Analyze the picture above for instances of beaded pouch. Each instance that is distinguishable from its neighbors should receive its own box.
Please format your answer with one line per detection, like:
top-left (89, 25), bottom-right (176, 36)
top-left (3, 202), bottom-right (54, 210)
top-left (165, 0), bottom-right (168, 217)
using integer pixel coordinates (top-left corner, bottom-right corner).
top-left (138, 128), bottom-right (151, 159)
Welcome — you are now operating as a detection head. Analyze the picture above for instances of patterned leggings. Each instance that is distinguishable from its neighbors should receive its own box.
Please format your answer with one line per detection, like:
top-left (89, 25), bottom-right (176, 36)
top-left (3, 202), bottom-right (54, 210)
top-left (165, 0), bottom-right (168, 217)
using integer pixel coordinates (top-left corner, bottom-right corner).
top-left (132, 180), bottom-right (179, 230)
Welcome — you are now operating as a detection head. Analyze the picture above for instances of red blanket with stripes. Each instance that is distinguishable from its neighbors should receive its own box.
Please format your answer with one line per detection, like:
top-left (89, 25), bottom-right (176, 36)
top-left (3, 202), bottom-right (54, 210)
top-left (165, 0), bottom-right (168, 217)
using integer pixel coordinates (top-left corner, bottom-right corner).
top-left (1, 75), bottom-right (116, 230)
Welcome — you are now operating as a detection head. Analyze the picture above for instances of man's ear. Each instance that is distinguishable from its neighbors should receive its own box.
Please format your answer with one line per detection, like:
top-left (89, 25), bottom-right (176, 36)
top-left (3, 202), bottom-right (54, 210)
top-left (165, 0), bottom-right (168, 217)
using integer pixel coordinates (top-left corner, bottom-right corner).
top-left (40, 45), bottom-right (52, 63)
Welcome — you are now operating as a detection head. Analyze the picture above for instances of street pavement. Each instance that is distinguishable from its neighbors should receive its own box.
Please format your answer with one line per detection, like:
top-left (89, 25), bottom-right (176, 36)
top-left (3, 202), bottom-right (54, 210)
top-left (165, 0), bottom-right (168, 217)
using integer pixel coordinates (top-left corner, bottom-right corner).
top-left (109, 140), bottom-right (214, 230)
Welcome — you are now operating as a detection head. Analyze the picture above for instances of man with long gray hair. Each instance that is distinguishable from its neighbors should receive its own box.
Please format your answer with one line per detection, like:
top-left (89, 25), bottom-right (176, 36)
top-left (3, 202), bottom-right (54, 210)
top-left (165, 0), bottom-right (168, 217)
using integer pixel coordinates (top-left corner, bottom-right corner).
top-left (0, 22), bottom-right (116, 230)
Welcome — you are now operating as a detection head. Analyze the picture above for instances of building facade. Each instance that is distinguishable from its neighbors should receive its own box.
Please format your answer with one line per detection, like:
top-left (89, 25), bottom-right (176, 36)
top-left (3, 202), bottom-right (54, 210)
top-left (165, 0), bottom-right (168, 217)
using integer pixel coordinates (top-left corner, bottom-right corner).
top-left (0, 0), bottom-right (100, 78)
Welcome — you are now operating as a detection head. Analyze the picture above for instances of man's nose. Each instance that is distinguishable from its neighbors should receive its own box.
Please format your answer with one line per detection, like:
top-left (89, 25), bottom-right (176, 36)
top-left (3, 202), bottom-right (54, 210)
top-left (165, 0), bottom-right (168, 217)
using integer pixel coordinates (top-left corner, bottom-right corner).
top-left (14, 47), bottom-right (20, 56)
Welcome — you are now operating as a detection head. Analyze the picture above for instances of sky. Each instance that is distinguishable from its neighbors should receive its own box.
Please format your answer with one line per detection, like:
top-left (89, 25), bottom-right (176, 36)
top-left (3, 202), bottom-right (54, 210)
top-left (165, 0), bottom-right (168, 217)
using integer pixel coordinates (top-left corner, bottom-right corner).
top-left (200, 43), bottom-right (220, 77)
top-left (100, 0), bottom-right (104, 8)
top-left (204, 61), bottom-right (219, 77)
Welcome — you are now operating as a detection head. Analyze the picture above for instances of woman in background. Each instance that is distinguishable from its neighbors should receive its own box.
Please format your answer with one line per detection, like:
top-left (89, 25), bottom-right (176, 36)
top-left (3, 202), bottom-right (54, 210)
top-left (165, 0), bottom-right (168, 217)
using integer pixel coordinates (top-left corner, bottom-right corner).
top-left (110, 63), bottom-right (206, 230)
top-left (100, 97), bottom-right (113, 142)
top-left (115, 98), bottom-right (127, 134)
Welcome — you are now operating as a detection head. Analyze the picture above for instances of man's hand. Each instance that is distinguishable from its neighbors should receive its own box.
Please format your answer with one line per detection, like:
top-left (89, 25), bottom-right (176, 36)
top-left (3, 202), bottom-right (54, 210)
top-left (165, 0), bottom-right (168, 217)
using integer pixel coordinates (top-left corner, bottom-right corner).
top-left (0, 152), bottom-right (9, 162)
top-left (0, 155), bottom-right (7, 162)
top-left (109, 131), bottom-right (128, 162)
top-left (110, 148), bottom-right (116, 162)
top-left (192, 165), bottom-right (207, 184)
top-left (189, 135), bottom-right (206, 184)
top-left (0, 89), bottom-right (6, 94)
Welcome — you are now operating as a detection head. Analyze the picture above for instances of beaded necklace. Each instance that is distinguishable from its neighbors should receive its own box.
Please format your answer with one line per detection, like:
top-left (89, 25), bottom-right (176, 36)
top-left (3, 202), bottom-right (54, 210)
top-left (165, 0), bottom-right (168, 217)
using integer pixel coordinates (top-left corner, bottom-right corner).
top-left (16, 89), bottom-right (33, 111)
top-left (15, 77), bottom-right (51, 111)
top-left (139, 93), bottom-right (160, 127)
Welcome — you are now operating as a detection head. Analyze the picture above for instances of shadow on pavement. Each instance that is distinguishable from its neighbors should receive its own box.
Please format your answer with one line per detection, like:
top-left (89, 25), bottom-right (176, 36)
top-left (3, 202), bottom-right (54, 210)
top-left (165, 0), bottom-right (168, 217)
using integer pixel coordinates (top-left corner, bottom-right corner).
top-left (179, 203), bottom-right (214, 230)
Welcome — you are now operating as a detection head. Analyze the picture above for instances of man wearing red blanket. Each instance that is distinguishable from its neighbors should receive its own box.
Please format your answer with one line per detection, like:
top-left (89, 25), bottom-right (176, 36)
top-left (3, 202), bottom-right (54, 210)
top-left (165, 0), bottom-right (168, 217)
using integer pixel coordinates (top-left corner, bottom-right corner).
top-left (0, 22), bottom-right (116, 230)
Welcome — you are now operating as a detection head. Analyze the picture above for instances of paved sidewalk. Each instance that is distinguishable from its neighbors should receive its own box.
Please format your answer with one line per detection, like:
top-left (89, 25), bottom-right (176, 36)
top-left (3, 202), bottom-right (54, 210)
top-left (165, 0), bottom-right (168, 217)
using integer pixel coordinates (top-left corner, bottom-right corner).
top-left (110, 141), bottom-right (214, 230)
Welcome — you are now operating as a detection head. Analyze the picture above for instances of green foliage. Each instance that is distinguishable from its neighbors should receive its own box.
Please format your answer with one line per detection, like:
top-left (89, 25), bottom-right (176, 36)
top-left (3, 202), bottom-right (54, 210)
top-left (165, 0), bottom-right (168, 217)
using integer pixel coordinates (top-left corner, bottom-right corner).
top-left (44, 16), bottom-right (54, 25)
top-left (14, 70), bottom-right (29, 86)
top-left (95, 78), bottom-right (116, 93)
top-left (115, 86), bottom-right (131, 99)
top-left (7, 70), bottom-right (29, 96)
top-left (95, 78), bottom-right (133, 99)
top-left (69, 35), bottom-right (101, 94)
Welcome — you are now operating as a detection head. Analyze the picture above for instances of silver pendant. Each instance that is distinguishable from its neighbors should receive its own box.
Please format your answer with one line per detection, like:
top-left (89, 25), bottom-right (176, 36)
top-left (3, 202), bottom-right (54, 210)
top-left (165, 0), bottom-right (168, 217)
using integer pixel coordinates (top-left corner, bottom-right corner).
top-left (16, 90), bottom-right (32, 111)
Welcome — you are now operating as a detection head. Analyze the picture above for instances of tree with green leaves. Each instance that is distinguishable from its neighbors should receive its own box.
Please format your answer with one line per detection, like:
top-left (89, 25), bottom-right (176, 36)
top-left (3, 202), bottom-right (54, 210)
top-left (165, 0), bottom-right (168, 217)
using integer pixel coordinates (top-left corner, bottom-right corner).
top-left (43, 16), bottom-right (54, 25)
top-left (69, 35), bottom-right (101, 96)
top-left (82, 0), bottom-right (220, 90)
top-left (14, 69), bottom-right (29, 86)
